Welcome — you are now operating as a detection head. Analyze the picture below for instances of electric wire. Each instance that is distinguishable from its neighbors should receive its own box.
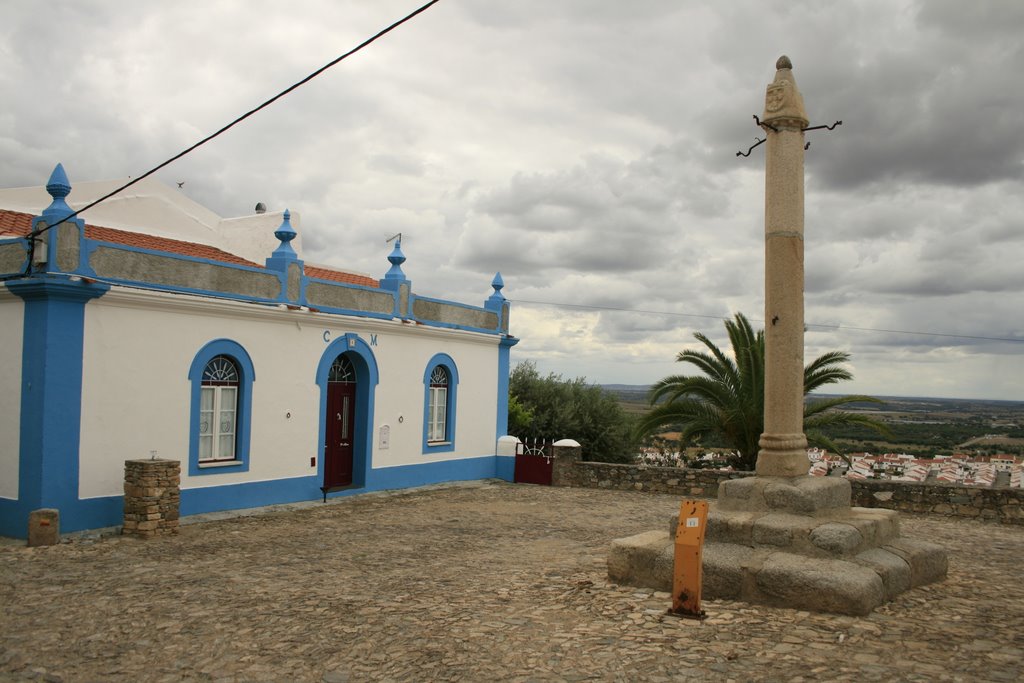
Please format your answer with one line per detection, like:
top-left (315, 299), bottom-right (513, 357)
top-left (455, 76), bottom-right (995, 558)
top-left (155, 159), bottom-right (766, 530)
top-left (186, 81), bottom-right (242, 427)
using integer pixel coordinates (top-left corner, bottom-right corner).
top-left (509, 298), bottom-right (1024, 344)
top-left (24, 0), bottom-right (443, 266)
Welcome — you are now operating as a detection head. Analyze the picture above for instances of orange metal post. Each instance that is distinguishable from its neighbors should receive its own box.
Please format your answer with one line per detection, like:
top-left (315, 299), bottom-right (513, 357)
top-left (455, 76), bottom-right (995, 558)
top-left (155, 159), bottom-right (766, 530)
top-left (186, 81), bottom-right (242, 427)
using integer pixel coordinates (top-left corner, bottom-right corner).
top-left (669, 500), bottom-right (708, 620)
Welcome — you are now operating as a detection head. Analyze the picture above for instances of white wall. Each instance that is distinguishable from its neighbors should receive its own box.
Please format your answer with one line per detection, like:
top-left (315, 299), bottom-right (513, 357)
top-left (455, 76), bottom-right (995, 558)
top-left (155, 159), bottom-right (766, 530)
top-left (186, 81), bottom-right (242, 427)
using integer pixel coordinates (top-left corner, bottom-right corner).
top-left (365, 328), bottom-right (498, 468)
top-left (0, 293), bottom-right (23, 499)
top-left (78, 288), bottom-right (500, 498)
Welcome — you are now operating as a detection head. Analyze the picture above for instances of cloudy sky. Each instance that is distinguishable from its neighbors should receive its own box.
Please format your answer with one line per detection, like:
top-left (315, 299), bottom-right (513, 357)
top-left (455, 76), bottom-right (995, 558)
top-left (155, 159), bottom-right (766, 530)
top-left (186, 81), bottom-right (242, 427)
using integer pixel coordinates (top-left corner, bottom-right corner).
top-left (2, 1), bottom-right (1022, 400)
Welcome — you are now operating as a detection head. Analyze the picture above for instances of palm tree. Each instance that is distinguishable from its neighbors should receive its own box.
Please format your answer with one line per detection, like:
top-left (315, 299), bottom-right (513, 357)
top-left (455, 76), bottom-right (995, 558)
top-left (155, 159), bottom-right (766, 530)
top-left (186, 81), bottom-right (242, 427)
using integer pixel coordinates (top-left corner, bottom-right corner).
top-left (635, 313), bottom-right (889, 471)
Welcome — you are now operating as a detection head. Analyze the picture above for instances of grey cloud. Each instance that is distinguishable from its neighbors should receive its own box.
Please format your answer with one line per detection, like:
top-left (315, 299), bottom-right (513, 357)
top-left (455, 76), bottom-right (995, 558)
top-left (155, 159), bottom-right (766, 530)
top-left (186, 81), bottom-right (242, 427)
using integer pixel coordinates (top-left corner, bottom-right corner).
top-left (2, 1), bottom-right (1022, 399)
top-left (916, 0), bottom-right (1024, 41)
top-left (457, 137), bottom-right (738, 279)
top-left (697, 0), bottom-right (1024, 191)
top-left (367, 154), bottom-right (426, 177)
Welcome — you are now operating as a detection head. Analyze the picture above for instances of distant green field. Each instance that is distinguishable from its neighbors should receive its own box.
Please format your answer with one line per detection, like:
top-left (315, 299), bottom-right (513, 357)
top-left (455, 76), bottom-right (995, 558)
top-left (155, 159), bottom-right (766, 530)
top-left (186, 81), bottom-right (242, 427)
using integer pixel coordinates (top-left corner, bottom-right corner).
top-left (604, 385), bottom-right (1024, 456)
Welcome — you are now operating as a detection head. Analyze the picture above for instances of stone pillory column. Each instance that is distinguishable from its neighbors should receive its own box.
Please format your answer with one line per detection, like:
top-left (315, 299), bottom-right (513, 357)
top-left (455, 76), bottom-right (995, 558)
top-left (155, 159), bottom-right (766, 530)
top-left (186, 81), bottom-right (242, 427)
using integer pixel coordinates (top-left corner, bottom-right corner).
top-left (607, 57), bottom-right (949, 615)
top-left (757, 55), bottom-right (810, 478)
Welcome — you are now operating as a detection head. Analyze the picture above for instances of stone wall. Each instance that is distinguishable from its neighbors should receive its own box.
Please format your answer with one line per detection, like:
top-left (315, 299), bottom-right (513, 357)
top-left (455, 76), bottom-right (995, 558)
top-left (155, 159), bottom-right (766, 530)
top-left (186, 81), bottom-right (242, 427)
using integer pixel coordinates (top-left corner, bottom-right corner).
top-left (851, 478), bottom-right (1024, 525)
top-left (553, 457), bottom-right (753, 498)
top-left (123, 459), bottom-right (180, 538)
top-left (550, 453), bottom-right (1024, 525)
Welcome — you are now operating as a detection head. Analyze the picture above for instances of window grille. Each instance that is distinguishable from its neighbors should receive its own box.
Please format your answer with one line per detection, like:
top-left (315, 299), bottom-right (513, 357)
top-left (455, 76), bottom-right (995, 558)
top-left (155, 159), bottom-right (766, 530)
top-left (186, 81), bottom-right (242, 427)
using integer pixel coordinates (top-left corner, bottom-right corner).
top-left (329, 355), bottom-right (356, 383)
top-left (199, 356), bottom-right (240, 461)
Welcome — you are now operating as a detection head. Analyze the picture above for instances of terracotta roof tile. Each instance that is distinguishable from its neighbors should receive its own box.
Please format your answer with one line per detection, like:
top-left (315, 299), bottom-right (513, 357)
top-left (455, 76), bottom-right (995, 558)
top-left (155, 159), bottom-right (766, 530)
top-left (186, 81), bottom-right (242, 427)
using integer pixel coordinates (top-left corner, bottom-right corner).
top-left (305, 265), bottom-right (379, 288)
top-left (0, 206), bottom-right (380, 284)
top-left (1, 209), bottom-right (258, 266)
top-left (0, 208), bottom-right (379, 287)
top-left (86, 224), bottom-right (260, 267)
top-left (0, 210), bottom-right (32, 237)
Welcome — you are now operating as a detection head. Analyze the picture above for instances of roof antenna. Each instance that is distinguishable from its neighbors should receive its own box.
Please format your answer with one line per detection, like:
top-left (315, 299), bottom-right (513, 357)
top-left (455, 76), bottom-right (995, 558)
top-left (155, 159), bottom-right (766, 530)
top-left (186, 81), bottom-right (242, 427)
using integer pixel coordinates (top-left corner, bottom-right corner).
top-left (386, 232), bottom-right (402, 244)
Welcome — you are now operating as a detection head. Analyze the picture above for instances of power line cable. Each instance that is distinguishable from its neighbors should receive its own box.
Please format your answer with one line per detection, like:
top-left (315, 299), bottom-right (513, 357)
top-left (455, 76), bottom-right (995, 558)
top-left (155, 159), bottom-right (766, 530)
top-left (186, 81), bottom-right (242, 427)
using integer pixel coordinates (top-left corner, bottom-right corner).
top-left (509, 298), bottom-right (1024, 344)
top-left (25, 0), bottom-right (443, 269)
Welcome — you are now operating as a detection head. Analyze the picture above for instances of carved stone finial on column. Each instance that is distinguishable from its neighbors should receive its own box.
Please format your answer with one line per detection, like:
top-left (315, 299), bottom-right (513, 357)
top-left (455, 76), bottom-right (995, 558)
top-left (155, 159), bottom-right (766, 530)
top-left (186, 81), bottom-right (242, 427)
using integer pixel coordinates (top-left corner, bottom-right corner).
top-left (762, 55), bottom-right (809, 129)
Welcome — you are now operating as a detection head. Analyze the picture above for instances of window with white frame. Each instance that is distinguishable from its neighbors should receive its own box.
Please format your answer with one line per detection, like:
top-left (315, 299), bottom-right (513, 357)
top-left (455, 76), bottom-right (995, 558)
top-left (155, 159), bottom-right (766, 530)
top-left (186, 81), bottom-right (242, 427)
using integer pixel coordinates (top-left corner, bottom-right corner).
top-left (199, 355), bottom-right (239, 462)
top-left (427, 365), bottom-right (449, 443)
top-left (422, 354), bottom-right (458, 454)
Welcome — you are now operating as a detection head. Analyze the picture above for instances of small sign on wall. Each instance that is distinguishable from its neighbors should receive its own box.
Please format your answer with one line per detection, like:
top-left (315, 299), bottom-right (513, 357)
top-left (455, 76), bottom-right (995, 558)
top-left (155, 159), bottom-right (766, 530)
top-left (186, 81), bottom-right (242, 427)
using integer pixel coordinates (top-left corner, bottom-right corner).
top-left (379, 424), bottom-right (390, 450)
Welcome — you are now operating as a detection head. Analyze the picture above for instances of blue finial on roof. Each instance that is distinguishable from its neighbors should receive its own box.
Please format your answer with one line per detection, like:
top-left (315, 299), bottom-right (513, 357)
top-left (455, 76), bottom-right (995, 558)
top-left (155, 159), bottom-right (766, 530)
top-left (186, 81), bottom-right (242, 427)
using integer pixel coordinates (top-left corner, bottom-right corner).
top-left (265, 209), bottom-right (302, 272)
top-left (41, 163), bottom-right (74, 219)
top-left (272, 209), bottom-right (297, 257)
top-left (485, 272), bottom-right (506, 310)
top-left (383, 238), bottom-right (407, 284)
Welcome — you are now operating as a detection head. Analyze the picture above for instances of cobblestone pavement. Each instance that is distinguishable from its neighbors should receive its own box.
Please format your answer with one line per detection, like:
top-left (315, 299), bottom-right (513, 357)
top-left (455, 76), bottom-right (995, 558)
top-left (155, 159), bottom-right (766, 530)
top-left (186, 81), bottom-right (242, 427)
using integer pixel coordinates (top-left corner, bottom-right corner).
top-left (2, 481), bottom-right (1023, 682)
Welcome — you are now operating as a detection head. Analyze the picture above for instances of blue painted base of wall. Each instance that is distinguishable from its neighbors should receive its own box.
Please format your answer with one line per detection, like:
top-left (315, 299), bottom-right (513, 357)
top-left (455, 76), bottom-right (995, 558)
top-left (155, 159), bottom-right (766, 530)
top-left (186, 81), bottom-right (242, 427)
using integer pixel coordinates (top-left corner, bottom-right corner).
top-left (0, 494), bottom-right (123, 539)
top-left (495, 455), bottom-right (515, 482)
top-left (0, 455), bottom-right (506, 538)
top-left (184, 454), bottom-right (501, 515)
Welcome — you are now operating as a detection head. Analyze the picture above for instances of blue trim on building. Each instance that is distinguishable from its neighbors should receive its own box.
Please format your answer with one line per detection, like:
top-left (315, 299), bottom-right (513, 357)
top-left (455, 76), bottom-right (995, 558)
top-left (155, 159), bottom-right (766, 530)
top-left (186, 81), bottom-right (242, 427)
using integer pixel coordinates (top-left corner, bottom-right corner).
top-left (74, 237), bottom-right (505, 335)
top-left (79, 239), bottom-right (282, 301)
top-left (300, 298), bottom-right (397, 322)
top-left (495, 336), bottom-right (519, 438)
top-left (315, 334), bottom-right (379, 489)
top-left (1, 277), bottom-right (108, 538)
top-left (495, 455), bottom-right (516, 482)
top-left (2, 454), bottom-right (504, 536)
top-left (422, 353), bottom-right (459, 455)
top-left (186, 340), bottom-right (256, 477)
top-left (0, 493), bottom-right (124, 537)
top-left (180, 454), bottom-right (499, 515)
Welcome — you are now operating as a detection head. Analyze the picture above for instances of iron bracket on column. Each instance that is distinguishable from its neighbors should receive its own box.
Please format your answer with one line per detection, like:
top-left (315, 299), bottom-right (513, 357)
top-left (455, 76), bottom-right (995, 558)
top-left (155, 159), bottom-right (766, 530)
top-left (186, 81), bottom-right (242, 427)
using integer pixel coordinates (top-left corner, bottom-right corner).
top-left (736, 115), bottom-right (842, 157)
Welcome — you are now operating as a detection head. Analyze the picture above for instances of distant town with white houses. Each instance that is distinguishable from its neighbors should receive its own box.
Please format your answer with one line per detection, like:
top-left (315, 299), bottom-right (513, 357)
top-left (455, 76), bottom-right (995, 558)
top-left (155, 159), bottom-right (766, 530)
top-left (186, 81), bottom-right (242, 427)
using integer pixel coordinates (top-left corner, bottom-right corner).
top-left (638, 447), bottom-right (1024, 489)
top-left (809, 450), bottom-right (1023, 488)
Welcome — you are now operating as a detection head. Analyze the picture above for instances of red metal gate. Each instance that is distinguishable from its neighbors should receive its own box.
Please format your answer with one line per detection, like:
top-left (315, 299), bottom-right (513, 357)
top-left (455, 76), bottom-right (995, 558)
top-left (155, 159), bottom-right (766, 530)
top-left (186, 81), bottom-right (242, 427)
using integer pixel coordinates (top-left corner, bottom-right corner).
top-left (514, 438), bottom-right (553, 485)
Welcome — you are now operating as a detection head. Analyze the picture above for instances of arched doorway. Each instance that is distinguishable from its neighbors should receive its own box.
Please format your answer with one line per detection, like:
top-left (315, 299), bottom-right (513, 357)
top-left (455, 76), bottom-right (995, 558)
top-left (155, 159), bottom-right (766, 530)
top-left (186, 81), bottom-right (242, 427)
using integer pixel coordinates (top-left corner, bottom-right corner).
top-left (315, 334), bottom-right (379, 495)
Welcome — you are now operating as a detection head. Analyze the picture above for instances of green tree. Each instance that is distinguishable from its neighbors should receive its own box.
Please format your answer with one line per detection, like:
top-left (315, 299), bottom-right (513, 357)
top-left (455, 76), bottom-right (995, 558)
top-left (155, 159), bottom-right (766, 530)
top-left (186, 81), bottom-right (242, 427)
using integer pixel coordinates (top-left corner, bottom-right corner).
top-left (509, 361), bottom-right (635, 463)
top-left (635, 313), bottom-right (889, 470)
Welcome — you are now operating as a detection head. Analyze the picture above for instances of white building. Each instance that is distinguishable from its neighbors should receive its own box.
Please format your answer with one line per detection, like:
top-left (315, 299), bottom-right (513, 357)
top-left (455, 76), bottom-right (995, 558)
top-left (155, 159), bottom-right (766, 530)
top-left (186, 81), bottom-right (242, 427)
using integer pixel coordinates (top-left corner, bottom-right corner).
top-left (0, 165), bottom-right (518, 538)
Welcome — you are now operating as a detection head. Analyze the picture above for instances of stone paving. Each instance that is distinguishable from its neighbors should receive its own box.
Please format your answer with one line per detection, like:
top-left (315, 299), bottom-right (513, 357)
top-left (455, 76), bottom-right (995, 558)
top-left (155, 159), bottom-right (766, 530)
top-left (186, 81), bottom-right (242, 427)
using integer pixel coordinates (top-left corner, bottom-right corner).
top-left (1, 481), bottom-right (1023, 682)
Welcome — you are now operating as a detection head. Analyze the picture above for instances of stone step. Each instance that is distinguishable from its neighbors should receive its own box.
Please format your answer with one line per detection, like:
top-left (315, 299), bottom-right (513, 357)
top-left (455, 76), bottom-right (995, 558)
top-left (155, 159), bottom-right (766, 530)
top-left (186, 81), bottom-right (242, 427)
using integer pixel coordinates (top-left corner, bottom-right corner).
top-left (608, 530), bottom-right (947, 616)
top-left (669, 505), bottom-right (902, 558)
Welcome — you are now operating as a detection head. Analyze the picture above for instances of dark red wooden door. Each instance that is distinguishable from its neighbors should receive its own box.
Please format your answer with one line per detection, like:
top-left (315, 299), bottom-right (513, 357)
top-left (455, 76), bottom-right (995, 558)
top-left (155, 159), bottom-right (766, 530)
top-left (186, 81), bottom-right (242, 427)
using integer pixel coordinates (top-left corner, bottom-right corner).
top-left (325, 382), bottom-right (356, 487)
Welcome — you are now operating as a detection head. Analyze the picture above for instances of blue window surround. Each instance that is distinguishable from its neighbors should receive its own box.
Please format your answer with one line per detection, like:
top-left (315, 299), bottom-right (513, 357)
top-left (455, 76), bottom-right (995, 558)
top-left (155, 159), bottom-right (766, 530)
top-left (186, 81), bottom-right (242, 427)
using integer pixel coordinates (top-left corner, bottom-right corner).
top-left (422, 353), bottom-right (459, 454)
top-left (187, 340), bottom-right (255, 476)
